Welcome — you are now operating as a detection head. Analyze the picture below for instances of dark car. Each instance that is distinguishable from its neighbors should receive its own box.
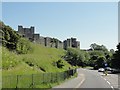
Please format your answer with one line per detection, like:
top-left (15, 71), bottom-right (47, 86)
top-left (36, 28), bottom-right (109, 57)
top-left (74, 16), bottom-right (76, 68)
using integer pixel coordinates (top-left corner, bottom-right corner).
top-left (111, 68), bottom-right (120, 74)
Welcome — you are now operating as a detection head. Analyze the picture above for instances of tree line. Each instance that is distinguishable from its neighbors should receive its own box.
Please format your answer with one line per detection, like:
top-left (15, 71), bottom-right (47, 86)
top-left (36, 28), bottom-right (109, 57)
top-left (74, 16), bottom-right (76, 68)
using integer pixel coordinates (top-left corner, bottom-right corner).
top-left (65, 43), bottom-right (120, 69)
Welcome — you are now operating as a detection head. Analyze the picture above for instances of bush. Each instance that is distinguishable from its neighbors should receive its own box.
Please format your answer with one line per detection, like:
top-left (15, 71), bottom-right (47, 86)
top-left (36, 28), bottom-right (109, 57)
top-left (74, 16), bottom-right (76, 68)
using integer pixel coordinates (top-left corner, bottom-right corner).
top-left (56, 59), bottom-right (64, 68)
top-left (16, 38), bottom-right (33, 54)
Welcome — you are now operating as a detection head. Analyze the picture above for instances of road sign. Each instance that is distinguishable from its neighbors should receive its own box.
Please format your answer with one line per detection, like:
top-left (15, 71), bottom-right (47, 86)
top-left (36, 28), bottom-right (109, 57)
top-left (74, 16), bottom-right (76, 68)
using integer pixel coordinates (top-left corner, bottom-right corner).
top-left (105, 63), bottom-right (108, 67)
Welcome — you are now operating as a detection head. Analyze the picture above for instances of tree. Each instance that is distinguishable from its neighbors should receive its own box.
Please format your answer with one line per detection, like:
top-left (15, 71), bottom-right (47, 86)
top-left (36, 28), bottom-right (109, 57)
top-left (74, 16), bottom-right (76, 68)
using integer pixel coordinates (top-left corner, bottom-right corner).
top-left (1, 21), bottom-right (20, 50)
top-left (111, 43), bottom-right (120, 69)
top-left (96, 56), bottom-right (106, 68)
top-left (90, 43), bottom-right (108, 52)
top-left (110, 49), bottom-right (115, 54)
top-left (89, 43), bottom-right (113, 68)
top-left (65, 48), bottom-right (86, 67)
top-left (88, 50), bottom-right (107, 69)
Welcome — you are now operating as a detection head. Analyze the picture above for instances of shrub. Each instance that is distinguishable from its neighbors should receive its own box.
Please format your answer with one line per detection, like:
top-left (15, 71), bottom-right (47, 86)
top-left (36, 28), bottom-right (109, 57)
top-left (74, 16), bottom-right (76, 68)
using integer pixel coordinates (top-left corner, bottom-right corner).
top-left (56, 59), bottom-right (64, 68)
top-left (16, 38), bottom-right (33, 54)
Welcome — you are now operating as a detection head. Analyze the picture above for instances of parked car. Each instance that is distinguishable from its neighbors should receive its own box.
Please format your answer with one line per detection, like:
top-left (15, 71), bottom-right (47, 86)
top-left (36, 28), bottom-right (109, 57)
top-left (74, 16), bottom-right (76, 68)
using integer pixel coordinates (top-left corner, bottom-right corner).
top-left (98, 68), bottom-right (105, 72)
top-left (105, 67), bottom-right (112, 71)
top-left (111, 68), bottom-right (120, 74)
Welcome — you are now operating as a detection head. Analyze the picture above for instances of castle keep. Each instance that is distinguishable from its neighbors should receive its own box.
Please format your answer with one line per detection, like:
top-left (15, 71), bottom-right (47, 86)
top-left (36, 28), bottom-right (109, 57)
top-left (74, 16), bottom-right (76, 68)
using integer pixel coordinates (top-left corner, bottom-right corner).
top-left (17, 25), bottom-right (80, 49)
top-left (63, 38), bottom-right (80, 49)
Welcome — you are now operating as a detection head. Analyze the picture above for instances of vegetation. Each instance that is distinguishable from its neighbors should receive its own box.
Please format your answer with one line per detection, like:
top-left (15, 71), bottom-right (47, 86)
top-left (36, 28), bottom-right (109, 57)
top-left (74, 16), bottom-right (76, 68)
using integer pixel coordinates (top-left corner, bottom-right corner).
top-left (16, 38), bottom-right (33, 54)
top-left (2, 43), bottom-right (73, 75)
top-left (2, 20), bottom-right (120, 88)
top-left (65, 48), bottom-right (89, 67)
top-left (0, 21), bottom-right (20, 50)
top-left (1, 21), bottom-right (72, 75)
top-left (65, 43), bottom-right (114, 69)
top-left (2, 20), bottom-right (120, 78)
top-left (111, 43), bottom-right (120, 69)
top-left (2, 47), bottom-right (20, 70)
top-left (2, 21), bottom-right (117, 73)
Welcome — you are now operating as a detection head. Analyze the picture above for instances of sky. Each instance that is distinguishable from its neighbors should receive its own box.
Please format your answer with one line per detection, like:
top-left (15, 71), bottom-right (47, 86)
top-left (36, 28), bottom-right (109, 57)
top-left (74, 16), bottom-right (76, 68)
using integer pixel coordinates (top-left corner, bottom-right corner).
top-left (1, 1), bottom-right (118, 50)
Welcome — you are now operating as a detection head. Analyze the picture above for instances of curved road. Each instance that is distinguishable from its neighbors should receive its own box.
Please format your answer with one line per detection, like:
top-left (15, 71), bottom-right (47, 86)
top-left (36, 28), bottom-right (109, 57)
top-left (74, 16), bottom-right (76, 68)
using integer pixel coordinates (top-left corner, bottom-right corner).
top-left (54, 68), bottom-right (117, 90)
top-left (78, 68), bottom-right (112, 88)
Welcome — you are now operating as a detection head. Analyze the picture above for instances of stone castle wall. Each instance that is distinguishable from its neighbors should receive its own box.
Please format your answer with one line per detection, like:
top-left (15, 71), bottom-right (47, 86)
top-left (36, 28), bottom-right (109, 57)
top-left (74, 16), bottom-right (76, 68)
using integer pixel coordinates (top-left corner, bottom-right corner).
top-left (63, 38), bottom-right (80, 49)
top-left (17, 25), bottom-right (80, 49)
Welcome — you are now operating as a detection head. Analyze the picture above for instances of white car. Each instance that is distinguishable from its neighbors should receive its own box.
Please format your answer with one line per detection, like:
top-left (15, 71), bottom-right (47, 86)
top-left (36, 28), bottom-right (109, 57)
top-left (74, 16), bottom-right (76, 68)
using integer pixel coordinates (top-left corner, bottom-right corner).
top-left (98, 68), bottom-right (105, 72)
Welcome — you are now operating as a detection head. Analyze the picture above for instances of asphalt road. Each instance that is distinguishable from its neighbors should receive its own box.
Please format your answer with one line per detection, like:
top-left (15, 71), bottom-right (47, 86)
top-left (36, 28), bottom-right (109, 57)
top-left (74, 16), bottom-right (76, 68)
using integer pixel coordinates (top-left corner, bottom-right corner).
top-left (79, 68), bottom-right (113, 89)
top-left (53, 68), bottom-right (119, 90)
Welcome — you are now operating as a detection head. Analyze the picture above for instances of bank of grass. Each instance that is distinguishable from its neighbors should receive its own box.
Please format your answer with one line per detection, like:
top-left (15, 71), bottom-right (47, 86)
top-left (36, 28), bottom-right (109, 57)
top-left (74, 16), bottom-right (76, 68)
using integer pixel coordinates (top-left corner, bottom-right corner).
top-left (2, 43), bottom-right (73, 75)
top-left (2, 42), bottom-right (76, 88)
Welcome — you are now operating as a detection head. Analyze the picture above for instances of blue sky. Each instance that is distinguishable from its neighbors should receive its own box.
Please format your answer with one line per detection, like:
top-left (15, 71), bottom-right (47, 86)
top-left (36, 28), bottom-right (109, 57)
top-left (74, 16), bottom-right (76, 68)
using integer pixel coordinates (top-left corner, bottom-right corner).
top-left (2, 2), bottom-right (118, 50)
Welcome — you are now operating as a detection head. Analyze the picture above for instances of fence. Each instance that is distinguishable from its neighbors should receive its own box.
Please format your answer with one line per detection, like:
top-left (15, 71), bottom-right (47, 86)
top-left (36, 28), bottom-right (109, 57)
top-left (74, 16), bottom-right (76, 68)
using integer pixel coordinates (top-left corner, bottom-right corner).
top-left (2, 69), bottom-right (77, 88)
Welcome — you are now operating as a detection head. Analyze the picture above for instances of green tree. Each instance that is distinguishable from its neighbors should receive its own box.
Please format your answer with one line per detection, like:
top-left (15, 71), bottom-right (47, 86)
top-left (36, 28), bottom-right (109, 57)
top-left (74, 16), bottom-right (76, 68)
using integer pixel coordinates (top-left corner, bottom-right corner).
top-left (111, 43), bottom-right (120, 69)
top-left (65, 48), bottom-right (87, 67)
top-left (96, 56), bottom-right (106, 68)
top-left (89, 43), bottom-right (112, 69)
top-left (90, 43), bottom-right (108, 52)
top-left (1, 21), bottom-right (20, 50)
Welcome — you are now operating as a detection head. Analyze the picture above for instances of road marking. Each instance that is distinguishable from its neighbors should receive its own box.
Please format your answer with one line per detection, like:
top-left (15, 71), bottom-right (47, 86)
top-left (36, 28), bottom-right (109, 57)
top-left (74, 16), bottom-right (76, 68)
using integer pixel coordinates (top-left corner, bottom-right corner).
top-left (111, 86), bottom-right (115, 90)
top-left (111, 86), bottom-right (114, 88)
top-left (100, 74), bottom-right (114, 90)
top-left (75, 74), bottom-right (85, 88)
top-left (98, 71), bottom-right (116, 90)
top-left (107, 81), bottom-right (111, 85)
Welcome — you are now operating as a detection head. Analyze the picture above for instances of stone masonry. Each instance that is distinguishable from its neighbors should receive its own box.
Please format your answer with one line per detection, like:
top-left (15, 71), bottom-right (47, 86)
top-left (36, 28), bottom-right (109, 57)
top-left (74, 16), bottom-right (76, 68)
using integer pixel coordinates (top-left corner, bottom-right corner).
top-left (17, 25), bottom-right (80, 49)
top-left (63, 38), bottom-right (80, 50)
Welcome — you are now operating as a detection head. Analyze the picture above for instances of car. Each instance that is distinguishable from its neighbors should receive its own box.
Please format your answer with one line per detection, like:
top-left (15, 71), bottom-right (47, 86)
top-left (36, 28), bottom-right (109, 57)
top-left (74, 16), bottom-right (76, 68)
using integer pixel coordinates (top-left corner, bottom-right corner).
top-left (105, 67), bottom-right (112, 71)
top-left (111, 68), bottom-right (120, 74)
top-left (98, 68), bottom-right (105, 72)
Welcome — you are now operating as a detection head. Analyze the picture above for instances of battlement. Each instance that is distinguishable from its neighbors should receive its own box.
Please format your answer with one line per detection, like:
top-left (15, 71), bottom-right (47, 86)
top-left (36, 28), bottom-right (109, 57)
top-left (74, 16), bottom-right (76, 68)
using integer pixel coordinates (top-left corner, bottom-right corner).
top-left (63, 38), bottom-right (80, 49)
top-left (18, 25), bottom-right (40, 42)
top-left (17, 25), bottom-right (80, 50)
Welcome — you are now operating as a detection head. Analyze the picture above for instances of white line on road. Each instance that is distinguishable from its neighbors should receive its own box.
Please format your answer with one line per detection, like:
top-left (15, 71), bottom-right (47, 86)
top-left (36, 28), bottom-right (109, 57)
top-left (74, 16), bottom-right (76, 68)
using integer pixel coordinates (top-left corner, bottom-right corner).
top-left (107, 81), bottom-right (111, 85)
top-left (111, 86), bottom-right (115, 90)
top-left (111, 86), bottom-right (114, 88)
top-left (100, 73), bottom-right (114, 90)
top-left (75, 74), bottom-right (85, 88)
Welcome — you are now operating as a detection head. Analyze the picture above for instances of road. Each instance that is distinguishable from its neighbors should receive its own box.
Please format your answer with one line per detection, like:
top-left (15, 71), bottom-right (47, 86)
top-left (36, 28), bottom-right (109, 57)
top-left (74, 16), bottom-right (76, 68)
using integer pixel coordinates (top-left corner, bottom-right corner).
top-left (53, 68), bottom-right (119, 90)
top-left (79, 69), bottom-right (113, 89)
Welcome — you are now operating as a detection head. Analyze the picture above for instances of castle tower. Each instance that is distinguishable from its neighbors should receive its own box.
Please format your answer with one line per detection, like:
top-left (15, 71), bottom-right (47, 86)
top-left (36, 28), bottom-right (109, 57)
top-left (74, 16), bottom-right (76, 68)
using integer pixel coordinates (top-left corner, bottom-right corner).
top-left (67, 39), bottom-right (72, 48)
top-left (18, 25), bottom-right (24, 35)
top-left (30, 26), bottom-right (34, 34)
top-left (76, 41), bottom-right (80, 49)
top-left (71, 38), bottom-right (77, 48)
top-left (63, 40), bottom-right (67, 50)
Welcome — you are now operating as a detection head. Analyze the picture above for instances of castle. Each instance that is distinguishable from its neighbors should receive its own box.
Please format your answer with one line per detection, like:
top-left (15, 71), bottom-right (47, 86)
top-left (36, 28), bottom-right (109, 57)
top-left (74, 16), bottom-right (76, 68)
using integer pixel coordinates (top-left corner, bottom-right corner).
top-left (17, 25), bottom-right (80, 49)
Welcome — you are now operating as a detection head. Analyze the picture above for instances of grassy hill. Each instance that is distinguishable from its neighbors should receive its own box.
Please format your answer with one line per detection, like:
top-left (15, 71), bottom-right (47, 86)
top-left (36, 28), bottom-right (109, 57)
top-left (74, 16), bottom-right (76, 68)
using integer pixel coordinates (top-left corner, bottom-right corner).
top-left (2, 43), bottom-right (73, 75)
top-left (0, 21), bottom-right (73, 76)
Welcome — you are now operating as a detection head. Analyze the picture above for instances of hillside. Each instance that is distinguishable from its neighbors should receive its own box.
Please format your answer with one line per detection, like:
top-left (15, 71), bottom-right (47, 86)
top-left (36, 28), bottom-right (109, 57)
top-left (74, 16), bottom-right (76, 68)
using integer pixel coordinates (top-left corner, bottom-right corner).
top-left (0, 21), bottom-right (73, 76)
top-left (2, 43), bottom-right (72, 75)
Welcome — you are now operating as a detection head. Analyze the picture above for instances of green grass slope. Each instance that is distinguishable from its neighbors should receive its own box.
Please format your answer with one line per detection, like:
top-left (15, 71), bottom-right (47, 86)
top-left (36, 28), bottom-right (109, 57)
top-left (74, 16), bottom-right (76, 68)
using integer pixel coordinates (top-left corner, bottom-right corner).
top-left (2, 43), bottom-right (72, 75)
